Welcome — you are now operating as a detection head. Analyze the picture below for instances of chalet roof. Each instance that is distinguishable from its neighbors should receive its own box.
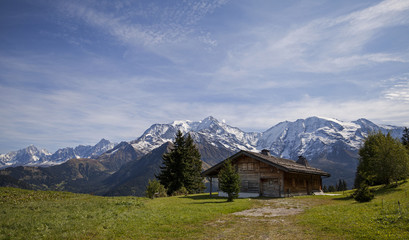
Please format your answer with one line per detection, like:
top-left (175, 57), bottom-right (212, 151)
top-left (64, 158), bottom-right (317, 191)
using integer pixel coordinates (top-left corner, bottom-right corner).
top-left (202, 150), bottom-right (330, 177)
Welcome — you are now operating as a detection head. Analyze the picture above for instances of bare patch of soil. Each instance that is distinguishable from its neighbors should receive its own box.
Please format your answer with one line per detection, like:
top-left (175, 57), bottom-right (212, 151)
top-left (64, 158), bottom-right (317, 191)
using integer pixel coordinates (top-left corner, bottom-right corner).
top-left (233, 206), bottom-right (303, 217)
top-left (203, 197), bottom-right (327, 239)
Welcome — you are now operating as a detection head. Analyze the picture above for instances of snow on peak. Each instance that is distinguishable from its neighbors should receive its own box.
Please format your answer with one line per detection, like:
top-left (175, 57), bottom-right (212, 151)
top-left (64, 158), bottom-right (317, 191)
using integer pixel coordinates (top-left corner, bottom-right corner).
top-left (171, 119), bottom-right (196, 133)
top-left (0, 140), bottom-right (116, 169)
top-left (2, 116), bottom-right (404, 169)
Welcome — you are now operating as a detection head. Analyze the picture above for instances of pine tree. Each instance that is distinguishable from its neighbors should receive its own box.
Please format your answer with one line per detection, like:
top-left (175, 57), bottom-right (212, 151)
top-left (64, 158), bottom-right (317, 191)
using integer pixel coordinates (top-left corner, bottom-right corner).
top-left (353, 183), bottom-right (374, 203)
top-left (183, 134), bottom-right (205, 193)
top-left (157, 130), bottom-right (184, 195)
top-left (342, 179), bottom-right (348, 191)
top-left (156, 130), bottom-right (204, 195)
top-left (402, 127), bottom-right (409, 149)
top-left (328, 185), bottom-right (335, 192)
top-left (337, 179), bottom-right (347, 191)
top-left (218, 159), bottom-right (240, 202)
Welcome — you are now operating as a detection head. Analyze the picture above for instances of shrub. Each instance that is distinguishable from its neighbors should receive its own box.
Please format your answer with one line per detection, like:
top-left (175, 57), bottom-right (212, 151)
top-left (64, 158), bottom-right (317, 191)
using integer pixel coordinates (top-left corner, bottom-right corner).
top-left (145, 179), bottom-right (167, 199)
top-left (353, 183), bottom-right (374, 203)
top-left (172, 186), bottom-right (189, 196)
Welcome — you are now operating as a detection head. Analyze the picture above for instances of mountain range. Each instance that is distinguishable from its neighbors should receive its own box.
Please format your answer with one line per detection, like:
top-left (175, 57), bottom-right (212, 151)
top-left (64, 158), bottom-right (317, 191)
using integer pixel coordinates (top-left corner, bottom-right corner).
top-left (0, 139), bottom-right (116, 168)
top-left (0, 116), bottom-right (405, 195)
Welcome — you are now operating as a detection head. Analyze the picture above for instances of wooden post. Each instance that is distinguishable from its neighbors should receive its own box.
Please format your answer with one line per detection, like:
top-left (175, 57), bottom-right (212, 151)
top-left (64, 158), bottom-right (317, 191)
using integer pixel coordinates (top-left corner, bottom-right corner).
top-left (320, 177), bottom-right (323, 191)
top-left (209, 177), bottom-right (212, 197)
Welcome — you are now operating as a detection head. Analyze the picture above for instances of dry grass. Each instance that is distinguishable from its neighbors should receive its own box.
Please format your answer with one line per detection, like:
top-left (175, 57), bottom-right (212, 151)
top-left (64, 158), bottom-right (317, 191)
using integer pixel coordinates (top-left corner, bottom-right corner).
top-left (202, 197), bottom-right (334, 240)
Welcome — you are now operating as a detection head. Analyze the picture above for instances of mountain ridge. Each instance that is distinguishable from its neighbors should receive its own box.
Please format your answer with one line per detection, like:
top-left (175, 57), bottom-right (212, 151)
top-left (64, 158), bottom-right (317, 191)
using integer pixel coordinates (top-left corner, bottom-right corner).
top-left (1, 116), bottom-right (405, 190)
top-left (0, 139), bottom-right (116, 169)
top-left (126, 116), bottom-right (404, 188)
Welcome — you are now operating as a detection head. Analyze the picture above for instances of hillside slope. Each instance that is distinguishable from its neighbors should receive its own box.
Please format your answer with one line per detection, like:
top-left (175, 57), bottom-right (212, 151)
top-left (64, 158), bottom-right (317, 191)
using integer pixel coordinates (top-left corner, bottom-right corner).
top-left (0, 158), bottom-right (111, 193)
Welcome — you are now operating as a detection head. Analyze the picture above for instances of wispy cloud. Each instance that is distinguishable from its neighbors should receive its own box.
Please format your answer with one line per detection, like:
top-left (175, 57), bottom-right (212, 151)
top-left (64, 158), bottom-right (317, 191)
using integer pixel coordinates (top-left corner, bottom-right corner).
top-left (383, 73), bottom-right (409, 102)
top-left (59, 0), bottom-right (227, 48)
top-left (1, 0), bottom-right (408, 153)
top-left (220, 0), bottom-right (409, 76)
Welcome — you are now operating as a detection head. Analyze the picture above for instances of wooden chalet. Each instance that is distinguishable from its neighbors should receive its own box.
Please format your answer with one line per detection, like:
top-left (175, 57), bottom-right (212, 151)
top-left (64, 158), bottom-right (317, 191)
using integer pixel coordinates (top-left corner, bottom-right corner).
top-left (202, 150), bottom-right (330, 198)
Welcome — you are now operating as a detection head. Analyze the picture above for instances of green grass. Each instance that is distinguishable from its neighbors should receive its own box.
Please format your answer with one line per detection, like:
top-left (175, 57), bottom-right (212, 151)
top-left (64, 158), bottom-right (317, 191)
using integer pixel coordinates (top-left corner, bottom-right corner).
top-left (298, 181), bottom-right (409, 239)
top-left (2, 182), bottom-right (409, 239)
top-left (0, 188), bottom-right (253, 239)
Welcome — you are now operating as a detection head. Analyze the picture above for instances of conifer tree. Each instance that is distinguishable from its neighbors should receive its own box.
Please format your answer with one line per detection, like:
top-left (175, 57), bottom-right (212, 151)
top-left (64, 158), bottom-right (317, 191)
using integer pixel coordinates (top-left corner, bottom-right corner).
top-left (328, 185), bottom-right (335, 192)
top-left (402, 127), bottom-right (409, 150)
top-left (336, 179), bottom-right (347, 191)
top-left (218, 159), bottom-right (240, 202)
top-left (156, 130), bottom-right (204, 195)
top-left (183, 134), bottom-right (205, 193)
top-left (342, 179), bottom-right (347, 191)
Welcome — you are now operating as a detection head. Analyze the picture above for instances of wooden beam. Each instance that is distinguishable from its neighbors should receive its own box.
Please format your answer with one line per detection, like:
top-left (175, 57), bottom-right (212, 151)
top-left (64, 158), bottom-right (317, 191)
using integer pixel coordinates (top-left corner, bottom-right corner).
top-left (209, 177), bottom-right (213, 197)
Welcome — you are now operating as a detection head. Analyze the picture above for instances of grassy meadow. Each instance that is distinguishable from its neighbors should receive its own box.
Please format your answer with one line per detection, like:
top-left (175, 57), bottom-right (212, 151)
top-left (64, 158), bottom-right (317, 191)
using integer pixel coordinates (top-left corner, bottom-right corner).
top-left (0, 189), bottom-right (253, 239)
top-left (1, 181), bottom-right (408, 239)
top-left (299, 182), bottom-right (409, 239)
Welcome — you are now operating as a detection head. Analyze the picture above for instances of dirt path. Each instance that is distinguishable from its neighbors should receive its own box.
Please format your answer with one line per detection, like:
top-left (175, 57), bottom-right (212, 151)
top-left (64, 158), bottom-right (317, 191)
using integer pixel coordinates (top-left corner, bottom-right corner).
top-left (232, 198), bottom-right (306, 217)
top-left (203, 198), bottom-right (326, 240)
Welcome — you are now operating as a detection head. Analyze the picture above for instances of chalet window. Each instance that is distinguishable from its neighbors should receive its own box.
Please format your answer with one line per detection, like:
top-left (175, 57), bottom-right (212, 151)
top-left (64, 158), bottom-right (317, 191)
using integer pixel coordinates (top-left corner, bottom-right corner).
top-left (247, 163), bottom-right (254, 171)
top-left (240, 162), bottom-right (254, 171)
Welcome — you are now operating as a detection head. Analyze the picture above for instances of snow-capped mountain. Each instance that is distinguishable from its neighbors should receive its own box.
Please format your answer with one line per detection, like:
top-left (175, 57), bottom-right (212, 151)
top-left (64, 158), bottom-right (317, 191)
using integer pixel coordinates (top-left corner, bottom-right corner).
top-left (129, 116), bottom-right (404, 188)
top-left (132, 116), bottom-right (403, 158)
top-left (72, 139), bottom-right (116, 159)
top-left (0, 139), bottom-right (116, 169)
top-left (0, 145), bottom-right (51, 168)
top-left (257, 117), bottom-right (403, 161)
top-left (1, 116), bottom-right (404, 188)
top-left (130, 116), bottom-right (259, 154)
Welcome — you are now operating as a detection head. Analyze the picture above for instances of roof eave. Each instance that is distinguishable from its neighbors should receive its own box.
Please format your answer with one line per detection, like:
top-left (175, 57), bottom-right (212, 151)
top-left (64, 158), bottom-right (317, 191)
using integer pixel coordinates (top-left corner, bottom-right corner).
top-left (201, 150), bottom-right (331, 178)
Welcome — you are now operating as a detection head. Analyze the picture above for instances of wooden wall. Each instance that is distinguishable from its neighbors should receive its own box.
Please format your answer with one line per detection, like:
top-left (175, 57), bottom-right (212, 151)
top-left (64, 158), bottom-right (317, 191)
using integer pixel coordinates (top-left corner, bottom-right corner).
top-left (227, 155), bottom-right (324, 197)
top-left (283, 172), bottom-right (322, 196)
top-left (234, 156), bottom-right (284, 197)
top-left (235, 156), bottom-right (261, 193)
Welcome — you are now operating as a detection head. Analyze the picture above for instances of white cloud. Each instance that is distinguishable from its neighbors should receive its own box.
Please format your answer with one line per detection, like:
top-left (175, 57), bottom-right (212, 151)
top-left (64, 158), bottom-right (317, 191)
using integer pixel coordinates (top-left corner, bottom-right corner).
top-left (220, 0), bottom-right (409, 75)
top-left (1, 0), bottom-right (409, 153)
top-left (383, 74), bottom-right (409, 102)
top-left (60, 0), bottom-right (227, 48)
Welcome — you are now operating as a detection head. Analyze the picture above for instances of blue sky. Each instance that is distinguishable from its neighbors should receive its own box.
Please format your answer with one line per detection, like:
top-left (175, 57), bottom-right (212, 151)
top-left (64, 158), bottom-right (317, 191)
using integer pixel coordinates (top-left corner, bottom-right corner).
top-left (1, 0), bottom-right (409, 153)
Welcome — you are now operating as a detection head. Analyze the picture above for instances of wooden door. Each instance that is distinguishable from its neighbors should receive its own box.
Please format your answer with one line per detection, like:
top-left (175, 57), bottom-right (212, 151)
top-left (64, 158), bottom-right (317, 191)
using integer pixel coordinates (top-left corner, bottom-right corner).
top-left (261, 178), bottom-right (280, 197)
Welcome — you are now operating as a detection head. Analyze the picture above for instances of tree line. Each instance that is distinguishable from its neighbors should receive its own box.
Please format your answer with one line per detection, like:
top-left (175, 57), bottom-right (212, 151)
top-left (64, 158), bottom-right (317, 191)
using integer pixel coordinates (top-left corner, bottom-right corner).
top-left (323, 179), bottom-right (347, 192)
